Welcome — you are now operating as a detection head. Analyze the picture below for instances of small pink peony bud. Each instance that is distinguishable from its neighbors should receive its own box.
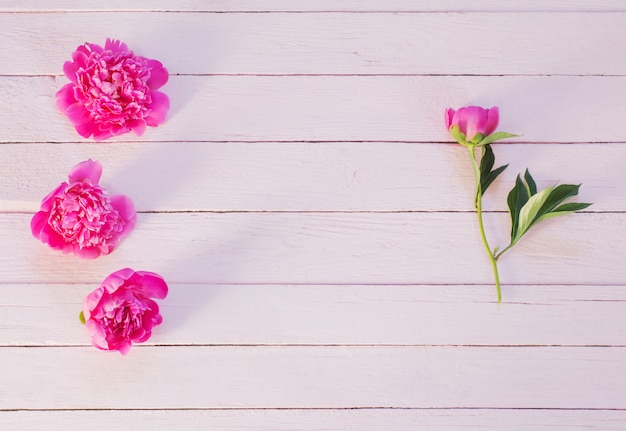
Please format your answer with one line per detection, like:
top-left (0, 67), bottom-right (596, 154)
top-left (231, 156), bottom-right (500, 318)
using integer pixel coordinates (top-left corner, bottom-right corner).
top-left (445, 106), bottom-right (499, 144)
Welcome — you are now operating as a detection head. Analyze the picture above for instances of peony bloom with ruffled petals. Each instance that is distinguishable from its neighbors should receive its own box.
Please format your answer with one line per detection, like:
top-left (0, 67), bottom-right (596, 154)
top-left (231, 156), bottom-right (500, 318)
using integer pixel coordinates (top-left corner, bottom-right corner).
top-left (81, 268), bottom-right (168, 355)
top-left (56, 38), bottom-right (169, 140)
top-left (31, 159), bottom-right (136, 258)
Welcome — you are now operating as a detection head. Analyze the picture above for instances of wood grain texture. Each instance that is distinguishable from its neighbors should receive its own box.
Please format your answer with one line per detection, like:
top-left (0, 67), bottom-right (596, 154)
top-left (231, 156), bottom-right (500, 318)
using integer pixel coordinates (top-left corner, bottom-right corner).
top-left (0, 212), bottom-right (620, 285)
top-left (2, 12), bottom-right (625, 75)
top-left (4, 0), bottom-right (626, 12)
top-left (1, 284), bottom-right (626, 347)
top-left (0, 142), bottom-right (613, 212)
top-left (1, 75), bottom-right (626, 143)
top-left (2, 409), bottom-right (626, 431)
top-left (1, 346), bottom-right (625, 409)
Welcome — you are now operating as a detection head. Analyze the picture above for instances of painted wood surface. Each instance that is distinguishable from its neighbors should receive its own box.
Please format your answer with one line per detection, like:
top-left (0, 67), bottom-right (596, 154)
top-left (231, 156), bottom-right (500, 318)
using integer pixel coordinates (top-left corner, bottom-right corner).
top-left (0, 212), bottom-right (622, 285)
top-left (1, 1), bottom-right (625, 429)
top-left (2, 346), bottom-right (626, 409)
top-left (0, 142), bottom-right (617, 212)
top-left (2, 409), bottom-right (626, 431)
top-left (2, 76), bottom-right (626, 143)
top-left (2, 12), bottom-right (625, 75)
top-left (2, 284), bottom-right (626, 346)
top-left (4, 0), bottom-right (626, 12)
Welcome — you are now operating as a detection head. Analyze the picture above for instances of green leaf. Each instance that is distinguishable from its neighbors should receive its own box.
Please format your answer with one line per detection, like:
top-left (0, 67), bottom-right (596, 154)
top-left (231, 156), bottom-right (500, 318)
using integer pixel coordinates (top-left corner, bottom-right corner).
top-left (479, 144), bottom-right (496, 174)
top-left (79, 311), bottom-right (86, 325)
top-left (535, 184), bottom-right (581, 218)
top-left (482, 164), bottom-right (508, 195)
top-left (514, 186), bottom-right (554, 242)
top-left (477, 145), bottom-right (508, 202)
top-left (448, 125), bottom-right (467, 145)
top-left (552, 202), bottom-right (592, 213)
top-left (524, 169), bottom-right (537, 196)
top-left (535, 202), bottom-right (592, 223)
top-left (478, 131), bottom-right (519, 146)
top-left (507, 174), bottom-right (530, 241)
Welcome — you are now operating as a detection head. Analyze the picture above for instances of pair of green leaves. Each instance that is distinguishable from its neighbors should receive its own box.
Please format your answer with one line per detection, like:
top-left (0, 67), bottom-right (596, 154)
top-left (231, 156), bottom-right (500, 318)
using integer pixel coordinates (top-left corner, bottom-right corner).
top-left (506, 170), bottom-right (591, 246)
top-left (478, 144), bottom-right (591, 252)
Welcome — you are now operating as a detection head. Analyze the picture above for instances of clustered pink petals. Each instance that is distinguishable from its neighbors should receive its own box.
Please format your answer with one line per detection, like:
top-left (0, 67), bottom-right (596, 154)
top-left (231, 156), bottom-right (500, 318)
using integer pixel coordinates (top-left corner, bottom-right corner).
top-left (31, 159), bottom-right (136, 259)
top-left (445, 106), bottom-right (499, 142)
top-left (82, 268), bottom-right (168, 355)
top-left (56, 38), bottom-right (169, 140)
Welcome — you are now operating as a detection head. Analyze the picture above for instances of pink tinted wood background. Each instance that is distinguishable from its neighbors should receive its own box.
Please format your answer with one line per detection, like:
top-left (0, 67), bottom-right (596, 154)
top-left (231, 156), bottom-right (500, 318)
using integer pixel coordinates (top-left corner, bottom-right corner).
top-left (1, 1), bottom-right (625, 430)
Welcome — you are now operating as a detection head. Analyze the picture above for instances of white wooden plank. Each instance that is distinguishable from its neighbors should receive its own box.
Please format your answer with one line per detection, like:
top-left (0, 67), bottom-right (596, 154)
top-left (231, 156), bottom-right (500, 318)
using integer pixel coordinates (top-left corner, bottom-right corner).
top-left (2, 12), bottom-right (625, 75)
top-left (2, 408), bottom-right (625, 431)
top-left (1, 76), bottom-right (625, 143)
top-left (1, 284), bottom-right (626, 347)
top-left (3, 0), bottom-right (626, 13)
top-left (0, 212), bottom-right (621, 285)
top-left (0, 142), bottom-right (613, 213)
top-left (1, 346), bottom-right (625, 409)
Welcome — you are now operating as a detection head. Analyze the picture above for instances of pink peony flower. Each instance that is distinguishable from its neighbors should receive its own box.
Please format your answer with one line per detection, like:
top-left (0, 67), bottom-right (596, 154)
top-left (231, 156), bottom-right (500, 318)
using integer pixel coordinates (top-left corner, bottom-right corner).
top-left (31, 159), bottom-right (135, 259)
top-left (81, 268), bottom-right (168, 355)
top-left (56, 38), bottom-right (169, 140)
top-left (445, 106), bottom-right (499, 143)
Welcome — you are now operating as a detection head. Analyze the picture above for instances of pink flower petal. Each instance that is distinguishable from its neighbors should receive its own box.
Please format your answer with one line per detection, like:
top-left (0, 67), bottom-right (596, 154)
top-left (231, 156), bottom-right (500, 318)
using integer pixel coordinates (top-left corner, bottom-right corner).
top-left (128, 119), bottom-right (147, 136)
top-left (83, 287), bottom-right (105, 320)
top-left (86, 322), bottom-right (109, 349)
top-left (82, 42), bottom-right (104, 57)
top-left (145, 91), bottom-right (169, 126)
top-left (459, 107), bottom-right (483, 139)
top-left (110, 194), bottom-right (137, 225)
top-left (56, 84), bottom-right (78, 112)
top-left (444, 108), bottom-right (455, 130)
top-left (133, 329), bottom-right (152, 344)
top-left (92, 127), bottom-right (115, 141)
top-left (147, 60), bottom-right (169, 90)
top-left (101, 268), bottom-right (135, 294)
top-left (75, 121), bottom-right (100, 139)
top-left (65, 103), bottom-right (92, 127)
top-left (105, 38), bottom-right (129, 54)
top-left (484, 106), bottom-right (499, 136)
top-left (116, 342), bottom-right (132, 355)
top-left (68, 159), bottom-right (102, 184)
top-left (38, 183), bottom-right (67, 211)
top-left (73, 245), bottom-right (102, 259)
top-left (30, 211), bottom-right (48, 239)
top-left (136, 272), bottom-right (169, 300)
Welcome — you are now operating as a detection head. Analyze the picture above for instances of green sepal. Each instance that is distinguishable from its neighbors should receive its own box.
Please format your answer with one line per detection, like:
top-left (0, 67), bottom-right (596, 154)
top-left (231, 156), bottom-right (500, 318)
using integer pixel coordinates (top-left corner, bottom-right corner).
top-left (448, 125), bottom-right (468, 145)
top-left (470, 133), bottom-right (485, 145)
top-left (79, 311), bottom-right (86, 325)
top-left (478, 131), bottom-right (519, 147)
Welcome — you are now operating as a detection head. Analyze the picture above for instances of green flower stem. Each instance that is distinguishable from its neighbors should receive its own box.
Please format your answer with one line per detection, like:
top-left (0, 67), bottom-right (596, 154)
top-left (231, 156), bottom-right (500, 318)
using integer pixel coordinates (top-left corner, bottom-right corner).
top-left (469, 145), bottom-right (502, 303)
top-left (494, 243), bottom-right (515, 261)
